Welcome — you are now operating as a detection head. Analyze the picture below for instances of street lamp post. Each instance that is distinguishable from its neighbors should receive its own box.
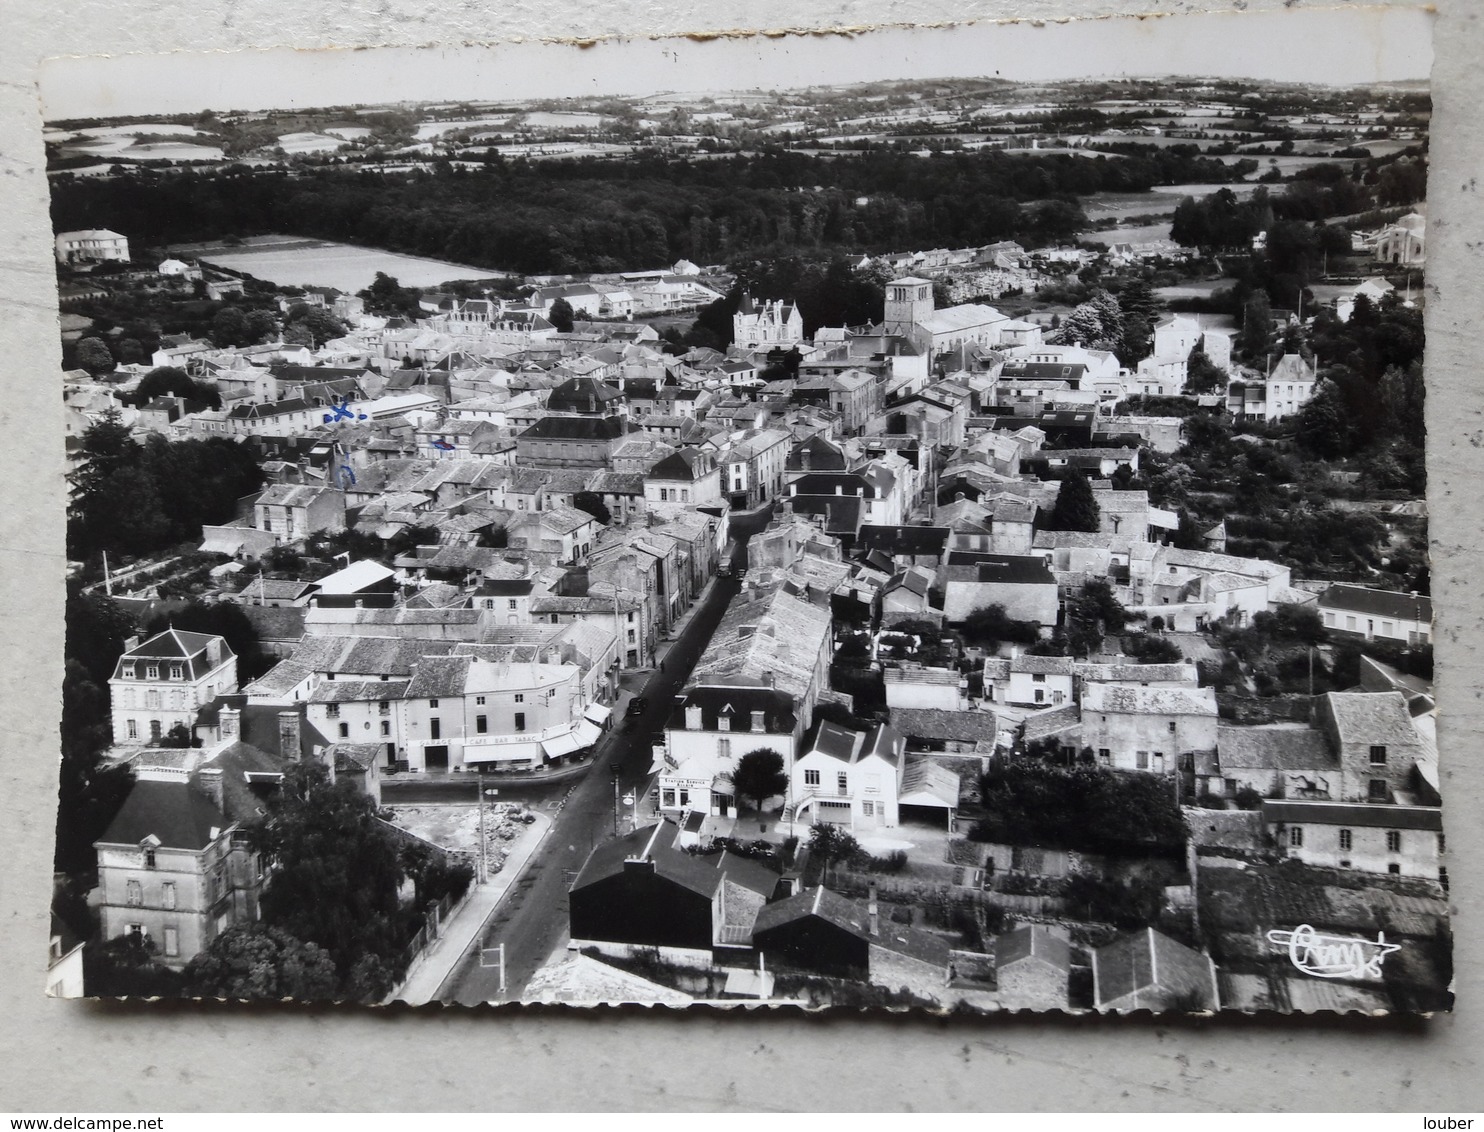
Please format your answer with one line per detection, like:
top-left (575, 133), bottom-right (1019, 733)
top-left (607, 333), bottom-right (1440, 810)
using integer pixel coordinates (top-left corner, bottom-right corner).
top-left (612, 767), bottom-right (621, 836)
top-left (476, 775), bottom-right (486, 884)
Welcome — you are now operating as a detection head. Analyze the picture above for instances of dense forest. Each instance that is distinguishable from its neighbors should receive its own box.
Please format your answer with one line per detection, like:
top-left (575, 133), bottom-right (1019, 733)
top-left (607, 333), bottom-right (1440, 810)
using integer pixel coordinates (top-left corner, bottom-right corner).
top-left (1169, 153), bottom-right (1427, 250)
top-left (68, 409), bottom-right (265, 561)
top-left (50, 146), bottom-right (1255, 275)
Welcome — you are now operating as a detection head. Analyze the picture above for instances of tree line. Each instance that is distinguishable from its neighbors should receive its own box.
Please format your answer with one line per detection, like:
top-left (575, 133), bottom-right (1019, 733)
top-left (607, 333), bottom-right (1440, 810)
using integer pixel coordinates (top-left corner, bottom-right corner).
top-left (1170, 152), bottom-right (1427, 251)
top-left (970, 759), bottom-right (1189, 856)
top-left (69, 409), bottom-right (265, 561)
top-left (52, 146), bottom-right (1256, 276)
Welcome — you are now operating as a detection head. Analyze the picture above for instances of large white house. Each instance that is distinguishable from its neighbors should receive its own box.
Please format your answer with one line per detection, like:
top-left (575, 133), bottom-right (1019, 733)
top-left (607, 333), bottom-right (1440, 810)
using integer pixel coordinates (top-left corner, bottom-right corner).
top-left (658, 685), bottom-right (801, 819)
top-left (93, 742), bottom-right (284, 969)
top-left (733, 295), bottom-right (805, 349)
top-left (110, 629), bottom-right (239, 745)
top-left (56, 228), bottom-right (130, 264)
top-left (1374, 211), bottom-right (1425, 267)
top-left (790, 720), bottom-right (907, 830)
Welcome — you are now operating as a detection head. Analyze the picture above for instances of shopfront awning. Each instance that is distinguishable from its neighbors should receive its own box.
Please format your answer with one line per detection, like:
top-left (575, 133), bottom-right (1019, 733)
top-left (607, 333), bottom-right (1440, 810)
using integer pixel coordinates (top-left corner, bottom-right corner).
top-left (541, 720), bottom-right (604, 759)
top-left (463, 741), bottom-right (544, 764)
top-left (583, 702), bottom-right (612, 726)
top-left (542, 731), bottom-right (585, 758)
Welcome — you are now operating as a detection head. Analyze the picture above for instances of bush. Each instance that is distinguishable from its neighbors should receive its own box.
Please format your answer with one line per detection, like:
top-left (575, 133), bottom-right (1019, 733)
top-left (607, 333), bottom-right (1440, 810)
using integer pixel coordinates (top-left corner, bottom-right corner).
top-left (1061, 873), bottom-right (1165, 930)
top-left (1233, 786), bottom-right (1265, 811)
top-left (995, 872), bottom-right (1058, 896)
top-left (963, 604), bottom-right (1041, 649)
top-left (1195, 791), bottom-right (1227, 809)
top-left (1122, 633), bottom-right (1185, 664)
top-left (84, 935), bottom-right (186, 998)
top-left (834, 633), bottom-right (871, 665)
top-left (864, 850), bottom-right (908, 874)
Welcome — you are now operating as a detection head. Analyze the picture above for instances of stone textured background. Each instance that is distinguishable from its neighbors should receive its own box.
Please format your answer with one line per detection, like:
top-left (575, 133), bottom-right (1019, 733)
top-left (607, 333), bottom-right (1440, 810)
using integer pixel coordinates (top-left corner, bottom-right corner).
top-left (2, 0), bottom-right (1480, 1112)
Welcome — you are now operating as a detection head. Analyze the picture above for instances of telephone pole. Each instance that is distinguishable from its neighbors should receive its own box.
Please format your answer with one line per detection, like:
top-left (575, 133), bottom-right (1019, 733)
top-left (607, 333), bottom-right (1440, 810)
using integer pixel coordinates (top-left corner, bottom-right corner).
top-left (612, 767), bottom-right (621, 836)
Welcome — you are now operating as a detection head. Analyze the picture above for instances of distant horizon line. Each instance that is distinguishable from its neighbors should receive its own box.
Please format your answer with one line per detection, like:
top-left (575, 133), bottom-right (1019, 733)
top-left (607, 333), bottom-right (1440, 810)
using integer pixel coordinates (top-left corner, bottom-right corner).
top-left (42, 72), bottom-right (1434, 127)
top-left (39, 10), bottom-right (1434, 122)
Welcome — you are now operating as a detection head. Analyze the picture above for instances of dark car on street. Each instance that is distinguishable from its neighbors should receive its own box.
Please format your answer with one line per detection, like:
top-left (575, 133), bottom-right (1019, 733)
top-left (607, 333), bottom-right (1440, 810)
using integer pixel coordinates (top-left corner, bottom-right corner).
top-left (625, 696), bottom-right (648, 721)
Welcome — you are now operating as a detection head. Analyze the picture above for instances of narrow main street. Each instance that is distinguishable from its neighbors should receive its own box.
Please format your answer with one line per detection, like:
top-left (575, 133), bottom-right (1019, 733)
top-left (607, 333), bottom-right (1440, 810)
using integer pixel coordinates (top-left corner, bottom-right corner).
top-left (439, 504), bottom-right (774, 1004)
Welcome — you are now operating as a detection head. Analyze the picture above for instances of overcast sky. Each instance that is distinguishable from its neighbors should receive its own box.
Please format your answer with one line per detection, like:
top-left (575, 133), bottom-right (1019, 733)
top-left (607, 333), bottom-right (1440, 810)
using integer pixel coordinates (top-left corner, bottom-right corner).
top-left (40, 7), bottom-right (1432, 122)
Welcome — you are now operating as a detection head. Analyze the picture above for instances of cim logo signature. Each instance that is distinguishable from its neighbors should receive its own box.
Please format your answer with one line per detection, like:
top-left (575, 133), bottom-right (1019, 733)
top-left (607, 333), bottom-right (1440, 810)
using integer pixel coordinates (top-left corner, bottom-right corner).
top-left (1266, 924), bottom-right (1401, 980)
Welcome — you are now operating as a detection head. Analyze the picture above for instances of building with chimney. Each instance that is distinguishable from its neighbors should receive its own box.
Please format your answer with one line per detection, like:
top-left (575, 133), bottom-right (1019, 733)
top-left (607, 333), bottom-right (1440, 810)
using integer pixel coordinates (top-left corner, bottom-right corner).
top-left (110, 629), bottom-right (238, 745)
top-left (303, 640), bottom-right (615, 775)
top-left (789, 719), bottom-right (912, 831)
top-left (732, 295), bottom-right (805, 350)
top-left (93, 741), bottom-right (286, 969)
top-left (657, 686), bottom-right (800, 819)
top-left (567, 820), bottom-right (780, 966)
top-left (658, 582), bottom-right (834, 819)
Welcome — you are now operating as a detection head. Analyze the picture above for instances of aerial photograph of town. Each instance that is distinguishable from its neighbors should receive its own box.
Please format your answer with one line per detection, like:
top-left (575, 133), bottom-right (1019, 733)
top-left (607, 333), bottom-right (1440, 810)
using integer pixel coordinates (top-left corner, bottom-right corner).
top-left (43, 40), bottom-right (1446, 1014)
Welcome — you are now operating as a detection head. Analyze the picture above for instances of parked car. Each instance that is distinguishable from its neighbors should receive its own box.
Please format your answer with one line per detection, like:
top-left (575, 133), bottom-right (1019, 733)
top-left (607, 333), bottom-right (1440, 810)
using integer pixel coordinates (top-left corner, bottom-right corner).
top-left (625, 696), bottom-right (649, 720)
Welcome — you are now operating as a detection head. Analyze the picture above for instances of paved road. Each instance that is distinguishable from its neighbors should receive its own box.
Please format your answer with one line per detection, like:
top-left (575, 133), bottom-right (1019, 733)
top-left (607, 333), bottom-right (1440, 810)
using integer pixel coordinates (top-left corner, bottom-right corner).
top-left (380, 776), bottom-right (575, 807)
top-left (440, 503), bottom-right (775, 1004)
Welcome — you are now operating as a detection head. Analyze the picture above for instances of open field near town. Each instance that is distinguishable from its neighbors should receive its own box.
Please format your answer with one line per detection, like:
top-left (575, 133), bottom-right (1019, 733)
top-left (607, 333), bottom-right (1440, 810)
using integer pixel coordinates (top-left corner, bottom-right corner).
top-left (170, 233), bottom-right (511, 291)
top-left (1081, 221), bottom-right (1175, 246)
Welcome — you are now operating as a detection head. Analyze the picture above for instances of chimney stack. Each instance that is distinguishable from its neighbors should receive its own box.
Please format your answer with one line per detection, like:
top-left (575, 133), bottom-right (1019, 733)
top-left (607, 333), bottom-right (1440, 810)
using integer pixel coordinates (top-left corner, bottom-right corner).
top-left (197, 767), bottom-right (225, 813)
top-left (278, 710), bottom-right (302, 760)
top-left (869, 881), bottom-right (879, 937)
top-left (220, 706), bottom-right (240, 738)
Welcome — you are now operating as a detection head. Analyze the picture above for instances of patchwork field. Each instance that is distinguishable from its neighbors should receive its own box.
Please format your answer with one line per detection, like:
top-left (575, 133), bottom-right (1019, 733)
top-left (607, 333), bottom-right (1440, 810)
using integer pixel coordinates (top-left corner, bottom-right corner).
top-left (276, 132), bottom-right (349, 154)
top-left (171, 234), bottom-right (511, 291)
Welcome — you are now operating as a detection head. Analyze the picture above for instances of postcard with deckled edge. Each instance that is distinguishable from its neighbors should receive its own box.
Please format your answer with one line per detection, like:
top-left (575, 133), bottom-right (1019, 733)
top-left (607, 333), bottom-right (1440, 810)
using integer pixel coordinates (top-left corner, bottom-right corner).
top-left (41, 8), bottom-right (1449, 1014)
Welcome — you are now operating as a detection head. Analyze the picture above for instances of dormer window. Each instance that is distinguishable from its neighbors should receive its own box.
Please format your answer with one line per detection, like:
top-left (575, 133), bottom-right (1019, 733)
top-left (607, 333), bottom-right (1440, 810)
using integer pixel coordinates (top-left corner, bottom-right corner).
top-left (170, 664), bottom-right (184, 681)
top-left (146, 665), bottom-right (159, 681)
top-left (122, 663), bottom-right (136, 679)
